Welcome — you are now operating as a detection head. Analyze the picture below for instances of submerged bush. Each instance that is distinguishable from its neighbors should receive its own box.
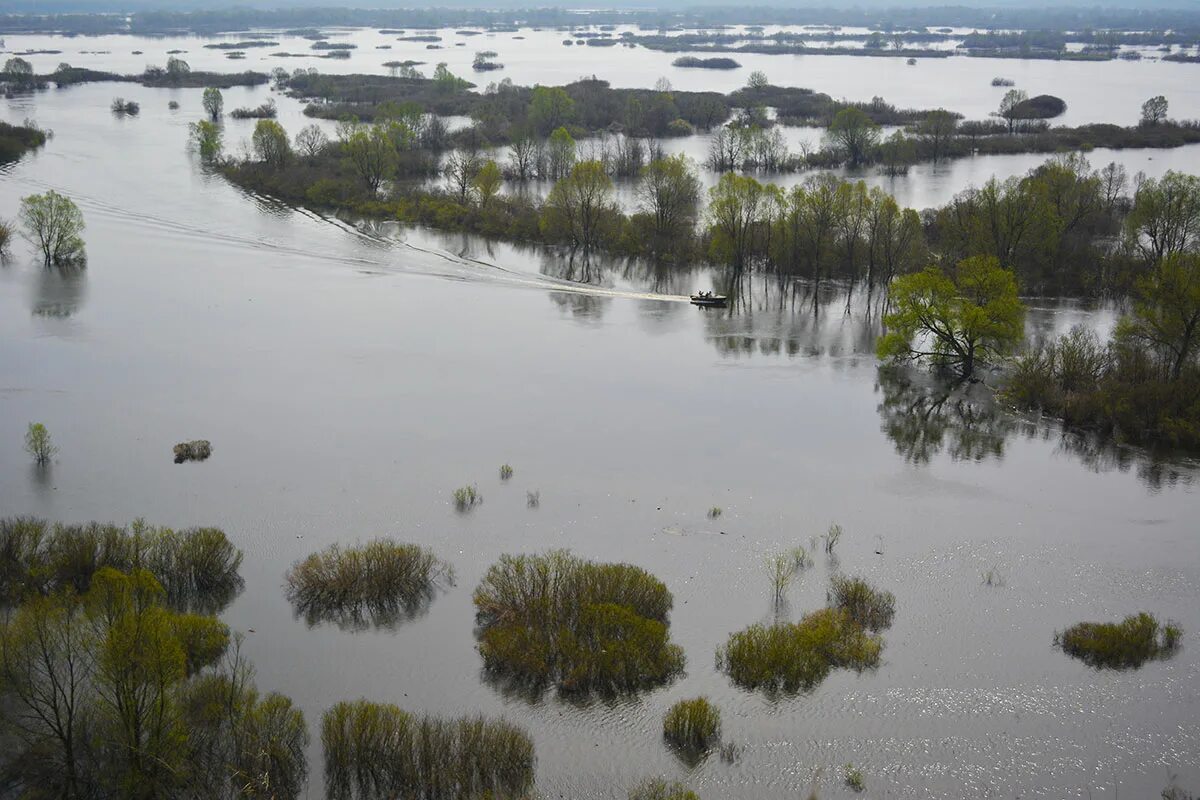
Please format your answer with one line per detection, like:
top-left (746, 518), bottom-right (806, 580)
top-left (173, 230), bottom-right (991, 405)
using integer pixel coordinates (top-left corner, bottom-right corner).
top-left (663, 697), bottom-right (721, 752)
top-left (322, 699), bottom-right (534, 800)
top-left (828, 575), bottom-right (896, 631)
top-left (453, 484), bottom-right (481, 510)
top-left (173, 439), bottom-right (212, 462)
top-left (473, 550), bottom-right (683, 694)
top-left (285, 539), bottom-right (452, 629)
top-left (499, 463), bottom-right (514, 480)
top-left (1055, 612), bottom-right (1182, 668)
top-left (0, 516), bottom-right (243, 612)
top-left (629, 778), bottom-right (699, 800)
top-left (716, 608), bottom-right (882, 693)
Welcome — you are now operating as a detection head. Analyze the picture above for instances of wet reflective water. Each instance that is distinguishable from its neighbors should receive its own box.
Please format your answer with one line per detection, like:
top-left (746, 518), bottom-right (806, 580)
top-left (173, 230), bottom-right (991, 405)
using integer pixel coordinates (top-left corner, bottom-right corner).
top-left (1, 65), bottom-right (1199, 800)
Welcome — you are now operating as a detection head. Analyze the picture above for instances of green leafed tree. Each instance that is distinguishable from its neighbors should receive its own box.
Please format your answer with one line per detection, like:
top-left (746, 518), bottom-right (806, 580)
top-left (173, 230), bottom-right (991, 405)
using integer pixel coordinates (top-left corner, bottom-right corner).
top-left (541, 160), bottom-right (616, 250)
top-left (877, 255), bottom-right (1025, 378)
top-left (24, 422), bottom-right (56, 464)
top-left (251, 119), bottom-right (291, 168)
top-left (1117, 252), bottom-right (1200, 381)
top-left (189, 119), bottom-right (222, 161)
top-left (201, 86), bottom-right (223, 121)
top-left (528, 85), bottom-right (575, 135)
top-left (827, 107), bottom-right (881, 166)
top-left (19, 191), bottom-right (86, 266)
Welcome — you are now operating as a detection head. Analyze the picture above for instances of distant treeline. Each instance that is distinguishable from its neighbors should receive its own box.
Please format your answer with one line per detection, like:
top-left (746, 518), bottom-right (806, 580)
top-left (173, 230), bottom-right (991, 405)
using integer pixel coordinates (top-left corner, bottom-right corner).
top-left (6, 6), bottom-right (1200, 39)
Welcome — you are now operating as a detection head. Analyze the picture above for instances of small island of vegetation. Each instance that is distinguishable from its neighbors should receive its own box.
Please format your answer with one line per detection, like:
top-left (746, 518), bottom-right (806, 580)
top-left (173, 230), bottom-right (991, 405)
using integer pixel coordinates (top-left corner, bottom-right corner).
top-left (1055, 613), bottom-right (1182, 668)
top-left (671, 56), bottom-right (741, 69)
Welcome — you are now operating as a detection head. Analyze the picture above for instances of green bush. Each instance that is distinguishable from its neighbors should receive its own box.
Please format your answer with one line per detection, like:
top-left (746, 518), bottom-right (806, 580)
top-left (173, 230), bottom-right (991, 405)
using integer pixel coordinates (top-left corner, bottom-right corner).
top-left (285, 539), bottom-right (452, 628)
top-left (322, 699), bottom-right (534, 800)
top-left (629, 778), bottom-right (699, 800)
top-left (662, 697), bottom-right (721, 751)
top-left (828, 575), bottom-right (896, 631)
top-left (716, 608), bottom-right (882, 693)
top-left (1055, 612), bottom-right (1182, 668)
top-left (473, 550), bottom-right (683, 693)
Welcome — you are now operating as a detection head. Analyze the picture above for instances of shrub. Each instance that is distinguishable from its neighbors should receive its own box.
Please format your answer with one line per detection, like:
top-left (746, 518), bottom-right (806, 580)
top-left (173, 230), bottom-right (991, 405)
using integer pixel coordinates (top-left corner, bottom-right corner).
top-left (663, 697), bottom-right (720, 751)
top-left (173, 439), bottom-right (212, 463)
top-left (0, 516), bottom-right (243, 612)
top-left (231, 99), bottom-right (278, 119)
top-left (629, 778), bottom-right (698, 800)
top-left (110, 97), bottom-right (139, 115)
top-left (453, 484), bottom-right (481, 510)
top-left (824, 523), bottom-right (842, 554)
top-left (706, 506), bottom-right (722, 519)
top-left (716, 608), bottom-right (882, 693)
top-left (24, 422), bottom-right (56, 465)
top-left (0, 218), bottom-right (13, 254)
top-left (286, 539), bottom-right (452, 628)
top-left (844, 763), bottom-right (865, 792)
top-left (828, 575), bottom-right (896, 631)
top-left (499, 463), bottom-right (513, 481)
top-left (473, 550), bottom-right (683, 693)
top-left (322, 700), bottom-right (534, 800)
top-left (1055, 612), bottom-right (1182, 668)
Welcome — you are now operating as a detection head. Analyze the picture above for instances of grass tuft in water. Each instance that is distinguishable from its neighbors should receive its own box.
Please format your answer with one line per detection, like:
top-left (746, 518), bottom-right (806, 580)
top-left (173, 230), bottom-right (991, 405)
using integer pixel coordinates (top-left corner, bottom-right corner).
top-left (526, 490), bottom-right (540, 508)
top-left (828, 575), bottom-right (896, 631)
top-left (473, 550), bottom-right (683, 694)
top-left (1054, 612), bottom-right (1182, 669)
top-left (628, 778), bottom-right (700, 800)
top-left (706, 506), bottom-right (722, 519)
top-left (285, 539), bottom-right (453, 629)
top-left (322, 699), bottom-right (534, 800)
top-left (764, 546), bottom-right (811, 605)
top-left (662, 696), bottom-right (721, 752)
top-left (499, 463), bottom-right (514, 481)
top-left (716, 608), bottom-right (882, 693)
top-left (453, 484), bottom-right (482, 511)
top-left (844, 763), bottom-right (865, 792)
top-left (824, 523), bottom-right (843, 554)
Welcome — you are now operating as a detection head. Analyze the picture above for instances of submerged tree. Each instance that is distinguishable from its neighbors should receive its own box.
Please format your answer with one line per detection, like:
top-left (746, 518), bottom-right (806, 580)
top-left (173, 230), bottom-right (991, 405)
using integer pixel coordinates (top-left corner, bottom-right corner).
top-left (998, 88), bottom-right (1029, 133)
top-left (636, 154), bottom-right (701, 249)
top-left (706, 172), bottom-right (765, 270)
top-left (1140, 95), bottom-right (1169, 127)
top-left (251, 119), bottom-right (291, 168)
top-left (19, 191), bottom-right (86, 266)
top-left (189, 119), bottom-right (222, 161)
top-left (826, 107), bottom-right (880, 166)
top-left (23, 422), bottom-right (56, 465)
top-left (877, 255), bottom-right (1025, 378)
top-left (1117, 252), bottom-right (1200, 381)
top-left (201, 86), bottom-right (224, 121)
top-left (541, 160), bottom-right (616, 250)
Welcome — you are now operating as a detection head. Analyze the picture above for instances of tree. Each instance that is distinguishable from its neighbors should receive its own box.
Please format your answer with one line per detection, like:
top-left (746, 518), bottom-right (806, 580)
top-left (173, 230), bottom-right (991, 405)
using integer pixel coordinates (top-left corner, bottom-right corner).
top-left (433, 63), bottom-right (467, 93)
top-left (878, 255), bottom-right (1025, 378)
top-left (251, 119), bottom-right (290, 168)
top-left (1126, 171), bottom-right (1200, 264)
top-left (706, 172), bottom-right (765, 270)
top-left (294, 123), bottom-right (328, 159)
top-left (24, 422), bottom-right (56, 465)
top-left (506, 127), bottom-right (540, 180)
top-left (545, 126), bottom-right (576, 180)
top-left (19, 191), bottom-right (86, 266)
top-left (637, 154), bottom-right (701, 246)
top-left (443, 149), bottom-right (482, 203)
top-left (878, 131), bottom-right (917, 176)
top-left (188, 120), bottom-right (222, 161)
top-left (472, 160), bottom-right (503, 208)
top-left (165, 56), bottom-right (190, 80)
top-left (339, 121), bottom-right (397, 195)
top-left (201, 87), bottom-right (223, 121)
top-left (746, 70), bottom-right (769, 90)
top-left (827, 107), bottom-right (880, 166)
top-left (998, 89), bottom-right (1029, 133)
top-left (528, 85), bottom-right (575, 135)
top-left (1141, 95), bottom-right (1169, 127)
top-left (1117, 252), bottom-right (1200, 380)
top-left (918, 109), bottom-right (958, 162)
top-left (541, 160), bottom-right (616, 250)
top-left (3, 57), bottom-right (34, 88)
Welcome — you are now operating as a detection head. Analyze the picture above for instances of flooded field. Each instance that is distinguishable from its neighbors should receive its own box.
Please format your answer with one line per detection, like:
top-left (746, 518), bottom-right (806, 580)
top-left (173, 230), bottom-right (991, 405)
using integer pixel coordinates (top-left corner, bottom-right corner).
top-left (1, 38), bottom-right (1198, 800)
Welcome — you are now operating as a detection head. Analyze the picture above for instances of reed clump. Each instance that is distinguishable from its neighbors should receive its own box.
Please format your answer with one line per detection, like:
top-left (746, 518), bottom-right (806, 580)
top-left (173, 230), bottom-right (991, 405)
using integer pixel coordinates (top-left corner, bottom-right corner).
top-left (662, 697), bottom-right (721, 752)
top-left (285, 539), bottom-right (452, 629)
top-left (453, 484), bottom-right (481, 511)
top-left (321, 699), bottom-right (534, 800)
top-left (828, 575), bottom-right (896, 631)
top-left (473, 550), bottom-right (683, 694)
top-left (629, 778), bottom-right (699, 800)
top-left (499, 463), bottom-right (514, 480)
top-left (0, 516), bottom-right (243, 612)
top-left (716, 608), bottom-right (882, 693)
top-left (844, 763), bottom-right (865, 792)
top-left (173, 439), bottom-right (212, 463)
top-left (1054, 612), bottom-right (1182, 668)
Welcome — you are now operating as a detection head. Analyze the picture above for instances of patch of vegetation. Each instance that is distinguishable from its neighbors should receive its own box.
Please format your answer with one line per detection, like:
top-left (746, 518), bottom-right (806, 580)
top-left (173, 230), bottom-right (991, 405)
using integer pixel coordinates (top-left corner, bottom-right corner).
top-left (1054, 612), bottom-right (1182, 668)
top-left (716, 608), bottom-right (882, 693)
top-left (662, 697), bottom-right (721, 752)
top-left (765, 546), bottom-right (811, 604)
top-left (453, 484), bottom-right (482, 510)
top-left (1013, 93), bottom-right (1067, 119)
top-left (706, 506), bottom-right (722, 519)
top-left (473, 550), bottom-right (683, 694)
top-left (499, 463), bottom-right (514, 480)
top-left (173, 439), bottom-right (212, 463)
top-left (110, 97), bottom-right (139, 115)
top-left (629, 778), bottom-right (699, 800)
top-left (828, 575), bottom-right (896, 631)
top-left (844, 763), bottom-right (865, 792)
top-left (24, 422), bottom-right (56, 465)
top-left (672, 56), bottom-right (741, 69)
top-left (230, 99), bottom-right (277, 119)
top-left (0, 516), bottom-right (244, 612)
top-left (285, 539), bottom-right (452, 629)
top-left (0, 120), bottom-right (48, 163)
top-left (824, 523), bottom-right (843, 554)
top-left (322, 700), bottom-right (534, 800)
top-left (526, 490), bottom-right (540, 508)
top-left (204, 40), bottom-right (277, 49)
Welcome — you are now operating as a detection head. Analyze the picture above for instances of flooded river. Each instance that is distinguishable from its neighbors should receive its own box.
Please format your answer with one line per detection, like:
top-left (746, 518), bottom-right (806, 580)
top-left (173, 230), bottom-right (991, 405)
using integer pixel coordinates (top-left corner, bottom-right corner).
top-left (0, 45), bottom-right (1198, 800)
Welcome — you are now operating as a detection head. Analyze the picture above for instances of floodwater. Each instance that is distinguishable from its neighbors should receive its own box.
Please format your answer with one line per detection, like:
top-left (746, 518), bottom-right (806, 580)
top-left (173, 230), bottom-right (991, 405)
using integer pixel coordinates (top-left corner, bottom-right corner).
top-left (2, 51), bottom-right (1200, 800)
top-left (5, 26), bottom-right (1200, 125)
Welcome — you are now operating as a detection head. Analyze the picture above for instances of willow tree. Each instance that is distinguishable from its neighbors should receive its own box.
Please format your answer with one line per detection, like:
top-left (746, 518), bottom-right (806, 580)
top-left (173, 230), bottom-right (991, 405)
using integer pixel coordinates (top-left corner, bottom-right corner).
top-left (878, 255), bottom-right (1025, 378)
top-left (19, 191), bottom-right (86, 266)
top-left (540, 160), bottom-right (615, 250)
top-left (826, 107), bottom-right (880, 166)
top-left (1117, 252), bottom-right (1200, 381)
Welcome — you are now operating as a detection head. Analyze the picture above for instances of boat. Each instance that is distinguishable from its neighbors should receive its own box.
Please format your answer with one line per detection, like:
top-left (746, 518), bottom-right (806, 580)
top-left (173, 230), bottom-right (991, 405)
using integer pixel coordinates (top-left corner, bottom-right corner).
top-left (690, 293), bottom-right (728, 307)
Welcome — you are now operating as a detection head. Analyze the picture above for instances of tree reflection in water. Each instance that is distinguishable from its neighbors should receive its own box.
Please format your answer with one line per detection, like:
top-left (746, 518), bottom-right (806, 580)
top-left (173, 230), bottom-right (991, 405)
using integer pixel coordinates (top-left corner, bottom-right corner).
top-left (31, 263), bottom-right (88, 319)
